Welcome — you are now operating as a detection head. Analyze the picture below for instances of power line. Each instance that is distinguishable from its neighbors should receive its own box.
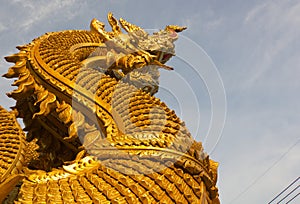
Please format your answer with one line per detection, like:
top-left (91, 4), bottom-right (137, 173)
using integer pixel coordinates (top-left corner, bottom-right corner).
top-left (268, 177), bottom-right (299, 203)
top-left (277, 184), bottom-right (299, 203)
top-left (286, 192), bottom-right (299, 204)
top-left (229, 138), bottom-right (300, 204)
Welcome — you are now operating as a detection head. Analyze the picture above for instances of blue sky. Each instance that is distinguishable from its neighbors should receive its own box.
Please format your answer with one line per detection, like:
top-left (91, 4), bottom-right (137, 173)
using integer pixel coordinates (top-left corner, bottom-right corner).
top-left (0, 0), bottom-right (299, 203)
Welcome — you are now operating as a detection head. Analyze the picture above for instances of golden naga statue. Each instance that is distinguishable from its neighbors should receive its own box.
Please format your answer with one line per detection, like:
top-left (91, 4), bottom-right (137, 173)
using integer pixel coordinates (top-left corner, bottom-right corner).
top-left (0, 13), bottom-right (220, 203)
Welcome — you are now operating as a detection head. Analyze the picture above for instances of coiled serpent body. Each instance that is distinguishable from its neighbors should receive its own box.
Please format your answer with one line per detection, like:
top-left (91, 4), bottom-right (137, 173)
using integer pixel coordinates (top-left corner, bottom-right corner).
top-left (0, 13), bottom-right (220, 203)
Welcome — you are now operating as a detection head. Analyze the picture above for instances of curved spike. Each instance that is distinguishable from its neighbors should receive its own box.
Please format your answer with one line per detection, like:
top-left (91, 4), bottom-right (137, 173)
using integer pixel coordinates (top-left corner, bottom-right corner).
top-left (8, 75), bottom-right (35, 99)
top-left (12, 71), bottom-right (31, 86)
top-left (3, 59), bottom-right (28, 78)
top-left (33, 91), bottom-right (57, 118)
top-left (16, 44), bottom-right (30, 51)
top-left (107, 12), bottom-right (122, 36)
top-left (4, 51), bottom-right (27, 63)
top-left (34, 86), bottom-right (49, 106)
top-left (64, 110), bottom-right (85, 141)
top-left (90, 18), bottom-right (112, 41)
top-left (165, 25), bottom-right (187, 33)
top-left (119, 18), bottom-right (142, 33)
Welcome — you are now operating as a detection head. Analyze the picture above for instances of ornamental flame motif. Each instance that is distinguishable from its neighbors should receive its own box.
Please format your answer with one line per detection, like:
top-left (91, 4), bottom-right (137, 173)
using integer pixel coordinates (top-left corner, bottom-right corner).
top-left (0, 13), bottom-right (220, 203)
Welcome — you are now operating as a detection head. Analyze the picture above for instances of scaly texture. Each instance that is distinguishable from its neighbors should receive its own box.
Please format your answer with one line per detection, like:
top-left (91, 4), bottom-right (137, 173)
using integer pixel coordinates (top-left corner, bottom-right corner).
top-left (0, 106), bottom-right (38, 202)
top-left (2, 13), bottom-right (220, 203)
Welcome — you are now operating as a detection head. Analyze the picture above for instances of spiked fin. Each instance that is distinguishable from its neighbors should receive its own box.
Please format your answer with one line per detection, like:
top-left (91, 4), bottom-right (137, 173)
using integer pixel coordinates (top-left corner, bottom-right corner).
top-left (7, 74), bottom-right (36, 100)
top-left (119, 18), bottom-right (142, 32)
top-left (107, 12), bottom-right (122, 35)
top-left (165, 25), bottom-right (187, 33)
top-left (90, 18), bottom-right (112, 40)
top-left (33, 89), bottom-right (57, 118)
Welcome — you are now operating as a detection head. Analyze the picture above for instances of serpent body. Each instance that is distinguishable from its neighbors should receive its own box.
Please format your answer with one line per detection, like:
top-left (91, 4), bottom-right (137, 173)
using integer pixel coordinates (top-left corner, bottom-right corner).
top-left (1, 13), bottom-right (220, 203)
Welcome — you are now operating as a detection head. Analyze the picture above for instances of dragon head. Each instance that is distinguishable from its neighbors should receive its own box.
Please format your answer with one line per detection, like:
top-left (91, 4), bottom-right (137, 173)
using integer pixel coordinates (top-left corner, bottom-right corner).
top-left (121, 26), bottom-right (186, 95)
top-left (91, 13), bottom-right (186, 69)
top-left (90, 13), bottom-right (186, 95)
top-left (125, 24), bottom-right (187, 65)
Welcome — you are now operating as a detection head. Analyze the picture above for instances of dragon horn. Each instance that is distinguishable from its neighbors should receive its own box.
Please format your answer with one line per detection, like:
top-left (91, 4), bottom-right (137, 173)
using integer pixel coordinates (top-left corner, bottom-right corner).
top-left (107, 12), bottom-right (122, 35)
top-left (119, 18), bottom-right (142, 33)
top-left (165, 25), bottom-right (187, 33)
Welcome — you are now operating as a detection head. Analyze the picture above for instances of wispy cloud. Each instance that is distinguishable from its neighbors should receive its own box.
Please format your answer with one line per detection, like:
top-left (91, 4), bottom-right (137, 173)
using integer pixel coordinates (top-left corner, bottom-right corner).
top-left (244, 2), bottom-right (268, 23)
top-left (0, 1), bottom-right (299, 204)
top-left (7, 0), bottom-right (78, 31)
top-left (242, 0), bottom-right (300, 86)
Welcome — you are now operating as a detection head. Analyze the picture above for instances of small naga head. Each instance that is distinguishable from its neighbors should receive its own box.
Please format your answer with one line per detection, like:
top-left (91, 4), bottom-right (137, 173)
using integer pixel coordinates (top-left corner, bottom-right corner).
top-left (90, 13), bottom-right (186, 95)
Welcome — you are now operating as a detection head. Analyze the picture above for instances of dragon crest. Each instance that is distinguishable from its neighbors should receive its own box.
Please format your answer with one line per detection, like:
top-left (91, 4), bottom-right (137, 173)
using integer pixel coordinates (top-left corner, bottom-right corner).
top-left (89, 13), bottom-right (185, 77)
top-left (0, 13), bottom-right (220, 203)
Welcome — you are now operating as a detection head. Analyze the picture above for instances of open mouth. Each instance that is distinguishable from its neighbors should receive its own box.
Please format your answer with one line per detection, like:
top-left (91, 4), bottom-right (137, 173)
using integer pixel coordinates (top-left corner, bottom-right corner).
top-left (150, 50), bottom-right (174, 64)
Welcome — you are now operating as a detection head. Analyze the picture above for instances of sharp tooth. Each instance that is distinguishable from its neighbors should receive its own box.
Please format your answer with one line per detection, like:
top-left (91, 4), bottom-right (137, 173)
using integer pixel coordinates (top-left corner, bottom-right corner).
top-left (158, 51), bottom-right (163, 62)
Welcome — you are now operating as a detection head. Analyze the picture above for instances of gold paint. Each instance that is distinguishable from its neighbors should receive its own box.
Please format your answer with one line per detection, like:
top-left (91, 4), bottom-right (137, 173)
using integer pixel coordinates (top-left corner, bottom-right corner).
top-left (0, 13), bottom-right (220, 203)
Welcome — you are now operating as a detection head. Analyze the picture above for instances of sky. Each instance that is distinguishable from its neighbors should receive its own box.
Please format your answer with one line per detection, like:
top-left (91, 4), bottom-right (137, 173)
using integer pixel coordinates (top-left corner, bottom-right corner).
top-left (0, 0), bottom-right (299, 203)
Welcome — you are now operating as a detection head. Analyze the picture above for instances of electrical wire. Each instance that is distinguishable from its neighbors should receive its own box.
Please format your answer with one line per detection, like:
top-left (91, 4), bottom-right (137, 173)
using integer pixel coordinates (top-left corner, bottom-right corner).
top-left (229, 138), bottom-right (300, 204)
top-left (268, 177), bottom-right (299, 203)
top-left (276, 184), bottom-right (299, 203)
top-left (286, 192), bottom-right (299, 204)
